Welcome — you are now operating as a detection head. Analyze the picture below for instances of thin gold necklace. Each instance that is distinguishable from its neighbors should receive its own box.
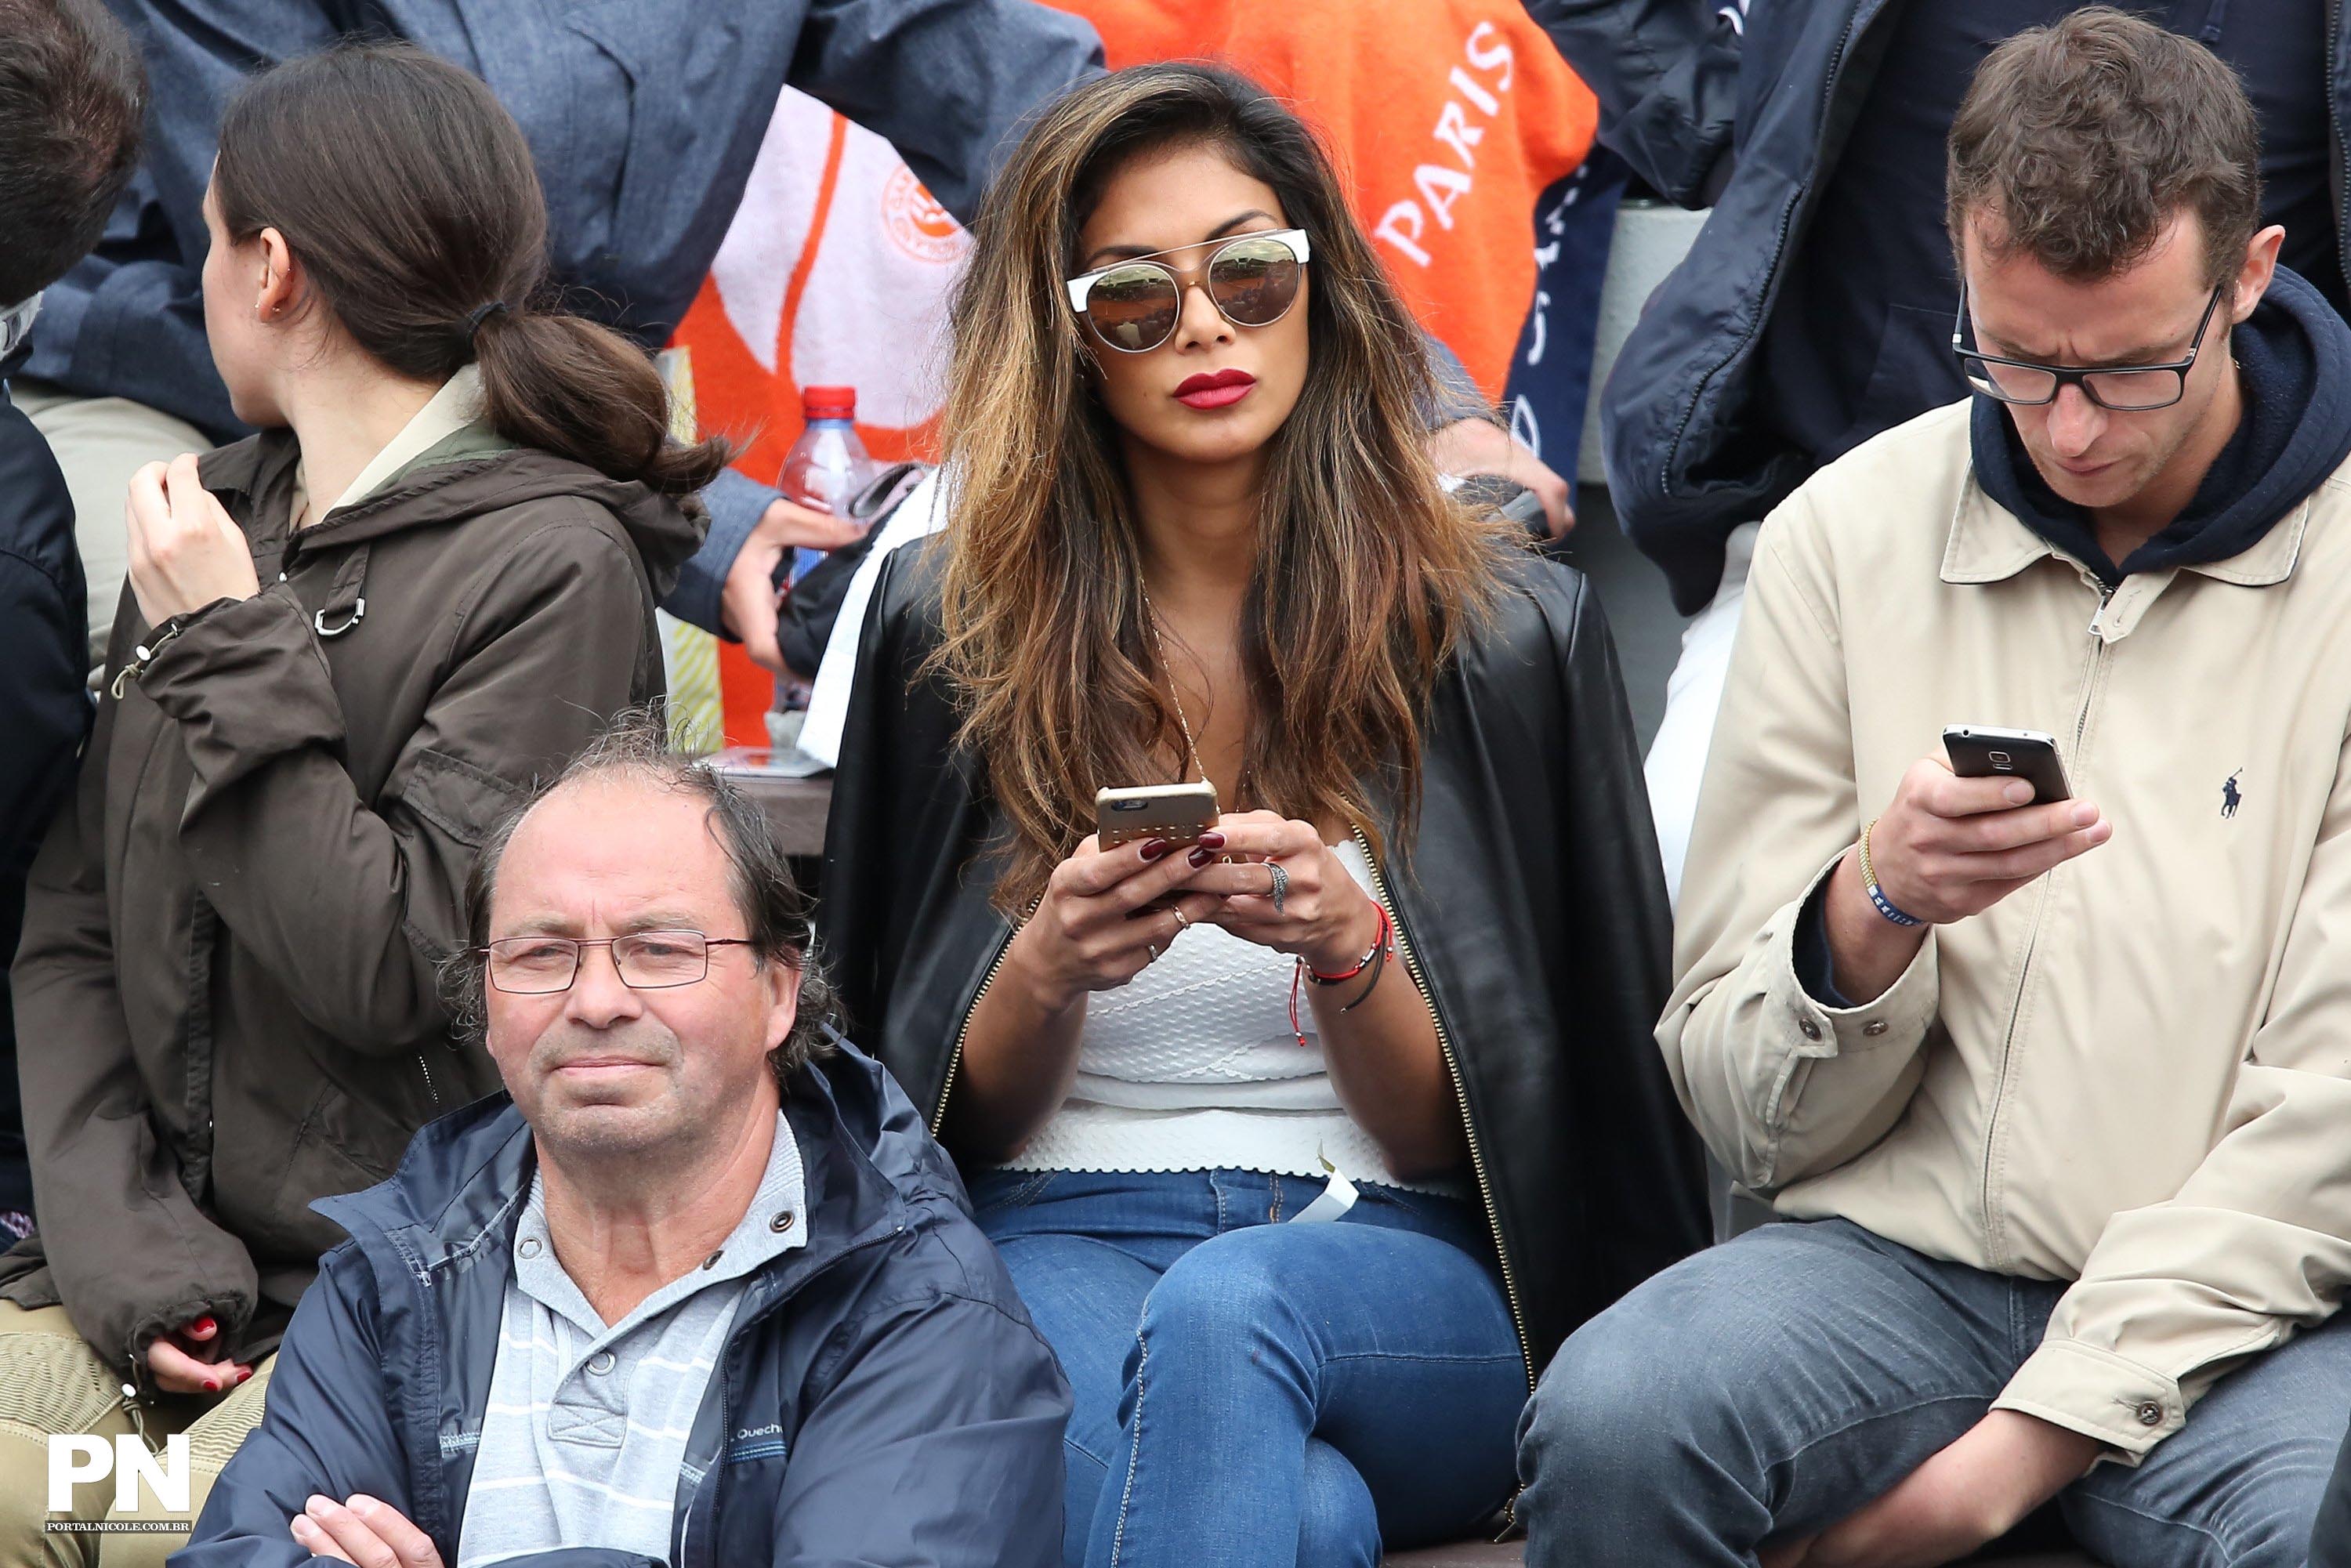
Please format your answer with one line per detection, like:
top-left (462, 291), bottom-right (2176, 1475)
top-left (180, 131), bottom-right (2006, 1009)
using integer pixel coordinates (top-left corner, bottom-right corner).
top-left (1137, 581), bottom-right (1217, 795)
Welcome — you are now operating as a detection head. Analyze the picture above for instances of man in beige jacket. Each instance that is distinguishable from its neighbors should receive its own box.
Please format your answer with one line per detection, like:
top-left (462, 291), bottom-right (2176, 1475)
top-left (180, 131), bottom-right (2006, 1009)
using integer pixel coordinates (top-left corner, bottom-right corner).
top-left (1520, 11), bottom-right (2351, 1568)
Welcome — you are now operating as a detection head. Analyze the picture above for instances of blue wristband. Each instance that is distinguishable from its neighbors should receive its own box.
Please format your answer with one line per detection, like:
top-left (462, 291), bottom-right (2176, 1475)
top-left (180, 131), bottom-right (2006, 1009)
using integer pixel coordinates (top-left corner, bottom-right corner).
top-left (1866, 879), bottom-right (1923, 928)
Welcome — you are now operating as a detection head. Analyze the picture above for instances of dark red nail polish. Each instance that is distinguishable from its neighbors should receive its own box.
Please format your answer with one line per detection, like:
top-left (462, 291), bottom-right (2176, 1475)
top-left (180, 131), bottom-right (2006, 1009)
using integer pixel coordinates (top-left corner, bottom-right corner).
top-left (1139, 838), bottom-right (1170, 861)
top-left (1188, 846), bottom-right (1215, 867)
top-left (202, 1380), bottom-right (219, 1392)
top-left (1198, 831), bottom-right (1226, 849)
top-left (191, 1316), bottom-right (216, 1334)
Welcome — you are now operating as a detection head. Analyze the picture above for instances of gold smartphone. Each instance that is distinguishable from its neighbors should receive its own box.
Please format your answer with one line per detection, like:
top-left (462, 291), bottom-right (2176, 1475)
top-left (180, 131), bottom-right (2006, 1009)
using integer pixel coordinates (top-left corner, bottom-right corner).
top-left (1093, 780), bottom-right (1220, 850)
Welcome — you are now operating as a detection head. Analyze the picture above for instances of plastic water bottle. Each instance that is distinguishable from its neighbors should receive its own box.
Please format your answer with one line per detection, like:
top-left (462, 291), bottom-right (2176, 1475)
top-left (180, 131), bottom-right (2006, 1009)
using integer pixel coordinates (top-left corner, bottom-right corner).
top-left (777, 386), bottom-right (872, 585)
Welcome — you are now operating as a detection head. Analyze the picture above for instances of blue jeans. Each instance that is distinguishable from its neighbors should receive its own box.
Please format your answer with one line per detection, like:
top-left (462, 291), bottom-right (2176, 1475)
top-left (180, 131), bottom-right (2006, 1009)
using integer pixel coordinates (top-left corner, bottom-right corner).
top-left (969, 1168), bottom-right (1524, 1568)
top-left (1518, 1217), bottom-right (2351, 1567)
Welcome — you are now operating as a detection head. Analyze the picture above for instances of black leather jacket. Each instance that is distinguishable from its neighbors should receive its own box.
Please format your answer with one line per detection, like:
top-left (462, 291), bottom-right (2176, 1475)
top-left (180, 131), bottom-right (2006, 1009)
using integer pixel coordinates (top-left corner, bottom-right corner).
top-left (817, 541), bottom-right (1709, 1375)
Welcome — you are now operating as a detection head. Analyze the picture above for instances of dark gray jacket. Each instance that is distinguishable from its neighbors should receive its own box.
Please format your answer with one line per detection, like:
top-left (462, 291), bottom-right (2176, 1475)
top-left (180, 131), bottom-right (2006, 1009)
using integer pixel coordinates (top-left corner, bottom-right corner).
top-left (3, 430), bottom-right (701, 1384)
top-left (33, 0), bottom-right (1103, 632)
top-left (176, 1045), bottom-right (1070, 1568)
top-left (1526, 0), bottom-right (2351, 612)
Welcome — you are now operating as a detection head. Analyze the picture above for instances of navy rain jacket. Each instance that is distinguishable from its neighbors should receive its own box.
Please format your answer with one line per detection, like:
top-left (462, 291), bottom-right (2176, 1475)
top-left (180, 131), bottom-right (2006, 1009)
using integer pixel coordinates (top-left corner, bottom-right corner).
top-left (176, 1041), bottom-right (1071, 1568)
top-left (0, 346), bottom-right (91, 1217)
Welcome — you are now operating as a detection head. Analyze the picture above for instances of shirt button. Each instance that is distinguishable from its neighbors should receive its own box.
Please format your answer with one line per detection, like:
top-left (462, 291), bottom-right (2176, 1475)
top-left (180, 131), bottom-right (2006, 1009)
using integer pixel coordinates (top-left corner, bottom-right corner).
top-left (702, 1250), bottom-right (724, 1270)
top-left (2135, 1400), bottom-right (2164, 1426)
top-left (1799, 1019), bottom-right (1823, 1041)
top-left (517, 1237), bottom-right (542, 1259)
top-left (1863, 1021), bottom-right (1889, 1037)
top-left (770, 1211), bottom-right (795, 1234)
top-left (588, 1351), bottom-right (615, 1377)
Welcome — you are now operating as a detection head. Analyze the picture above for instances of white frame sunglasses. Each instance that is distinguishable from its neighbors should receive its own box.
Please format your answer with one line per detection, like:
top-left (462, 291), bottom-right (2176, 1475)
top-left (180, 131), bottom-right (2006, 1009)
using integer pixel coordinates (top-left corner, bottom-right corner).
top-left (1063, 228), bottom-right (1313, 351)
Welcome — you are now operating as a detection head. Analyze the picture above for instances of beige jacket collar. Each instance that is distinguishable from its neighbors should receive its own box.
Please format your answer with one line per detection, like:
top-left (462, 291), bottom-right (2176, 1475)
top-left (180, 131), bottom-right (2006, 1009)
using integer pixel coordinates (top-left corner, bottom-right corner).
top-left (1938, 467), bottom-right (2314, 592)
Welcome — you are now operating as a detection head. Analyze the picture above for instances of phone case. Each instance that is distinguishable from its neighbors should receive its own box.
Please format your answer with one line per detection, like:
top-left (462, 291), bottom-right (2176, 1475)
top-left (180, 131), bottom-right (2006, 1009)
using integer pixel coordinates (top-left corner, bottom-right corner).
top-left (1094, 780), bottom-right (1221, 849)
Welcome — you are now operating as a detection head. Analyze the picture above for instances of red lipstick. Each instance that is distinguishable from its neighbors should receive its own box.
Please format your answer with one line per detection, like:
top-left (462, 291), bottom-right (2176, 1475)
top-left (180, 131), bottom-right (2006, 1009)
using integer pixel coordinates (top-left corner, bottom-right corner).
top-left (1175, 368), bottom-right (1256, 409)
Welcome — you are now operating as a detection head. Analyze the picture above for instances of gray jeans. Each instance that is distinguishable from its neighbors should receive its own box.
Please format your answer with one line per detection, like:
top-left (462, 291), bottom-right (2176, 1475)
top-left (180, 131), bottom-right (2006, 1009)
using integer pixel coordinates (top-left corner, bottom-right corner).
top-left (1518, 1217), bottom-right (2351, 1566)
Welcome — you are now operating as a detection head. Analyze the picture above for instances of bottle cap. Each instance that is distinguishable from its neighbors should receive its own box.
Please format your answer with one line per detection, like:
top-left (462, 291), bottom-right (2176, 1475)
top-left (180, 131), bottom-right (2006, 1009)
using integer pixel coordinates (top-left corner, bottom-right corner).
top-left (802, 385), bottom-right (857, 420)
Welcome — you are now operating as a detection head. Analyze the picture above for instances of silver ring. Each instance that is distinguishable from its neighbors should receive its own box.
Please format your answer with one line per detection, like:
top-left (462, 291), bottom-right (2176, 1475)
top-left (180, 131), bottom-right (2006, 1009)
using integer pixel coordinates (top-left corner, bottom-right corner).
top-left (1145, 941), bottom-right (1161, 963)
top-left (1266, 860), bottom-right (1289, 914)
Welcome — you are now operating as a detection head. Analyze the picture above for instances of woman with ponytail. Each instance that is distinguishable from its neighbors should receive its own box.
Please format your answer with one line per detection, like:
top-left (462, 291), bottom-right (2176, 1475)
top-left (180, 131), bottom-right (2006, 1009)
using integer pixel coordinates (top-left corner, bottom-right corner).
top-left (0, 43), bottom-right (714, 1548)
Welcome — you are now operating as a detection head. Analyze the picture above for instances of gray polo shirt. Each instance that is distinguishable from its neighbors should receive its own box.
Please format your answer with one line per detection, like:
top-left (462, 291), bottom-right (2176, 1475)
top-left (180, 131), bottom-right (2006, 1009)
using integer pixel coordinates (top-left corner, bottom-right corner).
top-left (455, 1115), bottom-right (807, 1567)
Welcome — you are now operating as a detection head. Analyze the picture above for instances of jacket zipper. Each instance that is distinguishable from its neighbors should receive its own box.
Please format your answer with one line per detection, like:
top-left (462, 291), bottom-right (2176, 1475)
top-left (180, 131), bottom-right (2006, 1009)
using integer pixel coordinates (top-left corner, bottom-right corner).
top-left (1659, 0), bottom-right (1883, 500)
top-left (1351, 829), bottom-right (1534, 1392)
top-left (2331, 1), bottom-right (2349, 306)
top-left (1977, 582), bottom-right (2112, 1262)
top-left (933, 916), bottom-right (1023, 1139)
top-left (415, 1052), bottom-right (444, 1111)
top-left (678, 1229), bottom-right (901, 1568)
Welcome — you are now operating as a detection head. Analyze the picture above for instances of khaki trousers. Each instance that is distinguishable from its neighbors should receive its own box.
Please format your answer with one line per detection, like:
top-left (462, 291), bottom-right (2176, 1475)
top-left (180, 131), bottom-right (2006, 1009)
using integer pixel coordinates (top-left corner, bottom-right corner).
top-left (2, 378), bottom-right (213, 672)
top-left (0, 1302), bottom-right (273, 1568)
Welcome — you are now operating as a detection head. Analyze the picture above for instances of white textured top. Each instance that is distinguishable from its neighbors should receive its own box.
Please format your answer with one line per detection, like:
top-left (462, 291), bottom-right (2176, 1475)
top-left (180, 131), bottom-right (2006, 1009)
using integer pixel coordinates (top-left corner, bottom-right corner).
top-left (1001, 839), bottom-right (1467, 1196)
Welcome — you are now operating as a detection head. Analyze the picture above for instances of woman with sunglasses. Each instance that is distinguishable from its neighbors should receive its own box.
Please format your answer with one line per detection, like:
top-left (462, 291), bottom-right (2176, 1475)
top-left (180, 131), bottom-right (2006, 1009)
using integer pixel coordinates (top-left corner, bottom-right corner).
top-left (820, 63), bottom-right (1706, 1567)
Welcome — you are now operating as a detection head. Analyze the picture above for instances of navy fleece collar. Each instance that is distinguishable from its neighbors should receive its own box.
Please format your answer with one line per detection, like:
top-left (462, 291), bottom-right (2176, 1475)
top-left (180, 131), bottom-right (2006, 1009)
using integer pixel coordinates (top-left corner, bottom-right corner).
top-left (1970, 266), bottom-right (2351, 585)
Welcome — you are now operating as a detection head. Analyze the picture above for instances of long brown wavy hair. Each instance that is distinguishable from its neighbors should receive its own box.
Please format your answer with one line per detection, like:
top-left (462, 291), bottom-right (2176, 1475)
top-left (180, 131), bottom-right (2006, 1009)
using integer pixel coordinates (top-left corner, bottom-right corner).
top-left (933, 63), bottom-right (1519, 912)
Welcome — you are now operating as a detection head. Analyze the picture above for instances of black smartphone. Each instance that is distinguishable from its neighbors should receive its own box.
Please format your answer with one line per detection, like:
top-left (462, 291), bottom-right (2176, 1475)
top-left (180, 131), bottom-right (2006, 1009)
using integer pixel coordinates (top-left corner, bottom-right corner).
top-left (1943, 725), bottom-right (2074, 804)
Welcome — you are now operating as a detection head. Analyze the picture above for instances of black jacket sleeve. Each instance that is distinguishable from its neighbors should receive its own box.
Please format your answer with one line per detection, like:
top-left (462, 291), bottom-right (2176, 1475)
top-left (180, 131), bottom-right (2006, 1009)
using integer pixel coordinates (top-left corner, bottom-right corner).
top-left (1520, 0), bottom-right (1744, 207)
top-left (1549, 570), bottom-right (1712, 1298)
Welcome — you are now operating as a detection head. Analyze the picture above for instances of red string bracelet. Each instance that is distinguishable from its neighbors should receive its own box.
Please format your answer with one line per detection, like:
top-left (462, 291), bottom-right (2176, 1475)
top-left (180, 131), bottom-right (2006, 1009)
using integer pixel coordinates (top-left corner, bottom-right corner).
top-left (1288, 903), bottom-right (1396, 1048)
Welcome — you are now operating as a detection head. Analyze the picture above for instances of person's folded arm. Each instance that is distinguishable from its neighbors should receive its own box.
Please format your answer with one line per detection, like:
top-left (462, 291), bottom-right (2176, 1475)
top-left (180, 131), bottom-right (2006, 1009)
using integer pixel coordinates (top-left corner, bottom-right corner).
top-left (662, 466), bottom-right (779, 636)
top-left (1520, 0), bottom-right (1744, 208)
top-left (10, 652), bottom-right (260, 1378)
top-left (1995, 722), bottom-right (2351, 1459)
top-left (134, 516), bottom-right (664, 1054)
top-left (770, 1283), bottom-right (1072, 1567)
top-left (1660, 494), bottom-right (1940, 1193)
top-left (788, 0), bottom-right (1104, 226)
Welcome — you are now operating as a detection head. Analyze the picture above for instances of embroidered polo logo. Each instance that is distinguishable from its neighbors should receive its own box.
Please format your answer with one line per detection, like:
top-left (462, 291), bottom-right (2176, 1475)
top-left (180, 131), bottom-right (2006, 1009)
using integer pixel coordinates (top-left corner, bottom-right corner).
top-left (2222, 771), bottom-right (2244, 820)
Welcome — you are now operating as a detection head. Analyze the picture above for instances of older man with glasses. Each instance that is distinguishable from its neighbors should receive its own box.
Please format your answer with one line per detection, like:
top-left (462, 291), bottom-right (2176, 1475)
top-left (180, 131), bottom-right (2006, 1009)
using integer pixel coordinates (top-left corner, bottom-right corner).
top-left (1520, 11), bottom-right (2351, 1567)
top-left (175, 711), bottom-right (1071, 1568)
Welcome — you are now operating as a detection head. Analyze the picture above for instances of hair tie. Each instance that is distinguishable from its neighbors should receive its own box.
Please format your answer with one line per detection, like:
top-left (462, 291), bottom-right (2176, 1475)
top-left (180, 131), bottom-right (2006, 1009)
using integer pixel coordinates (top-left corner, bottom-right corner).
top-left (463, 299), bottom-right (509, 342)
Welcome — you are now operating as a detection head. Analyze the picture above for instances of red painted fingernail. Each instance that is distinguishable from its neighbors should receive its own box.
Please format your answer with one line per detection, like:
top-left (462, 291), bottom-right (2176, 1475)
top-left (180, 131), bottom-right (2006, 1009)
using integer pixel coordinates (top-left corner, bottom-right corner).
top-left (202, 1379), bottom-right (219, 1392)
top-left (1198, 831), bottom-right (1226, 849)
top-left (191, 1316), bottom-right (216, 1334)
top-left (1138, 838), bottom-right (1170, 861)
top-left (235, 1368), bottom-right (252, 1384)
top-left (1188, 846), bottom-right (1215, 867)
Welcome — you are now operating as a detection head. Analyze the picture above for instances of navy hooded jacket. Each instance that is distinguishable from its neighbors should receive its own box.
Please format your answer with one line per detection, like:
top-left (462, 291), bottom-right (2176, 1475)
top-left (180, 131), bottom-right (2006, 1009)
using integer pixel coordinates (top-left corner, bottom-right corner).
top-left (175, 1041), bottom-right (1071, 1568)
top-left (0, 347), bottom-right (89, 1219)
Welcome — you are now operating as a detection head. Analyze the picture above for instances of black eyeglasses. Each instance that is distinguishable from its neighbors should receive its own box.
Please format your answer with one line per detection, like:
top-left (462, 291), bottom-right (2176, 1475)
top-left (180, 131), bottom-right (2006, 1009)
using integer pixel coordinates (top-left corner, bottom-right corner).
top-left (1951, 281), bottom-right (2226, 411)
top-left (477, 930), bottom-right (755, 995)
top-left (1064, 229), bottom-right (1311, 353)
